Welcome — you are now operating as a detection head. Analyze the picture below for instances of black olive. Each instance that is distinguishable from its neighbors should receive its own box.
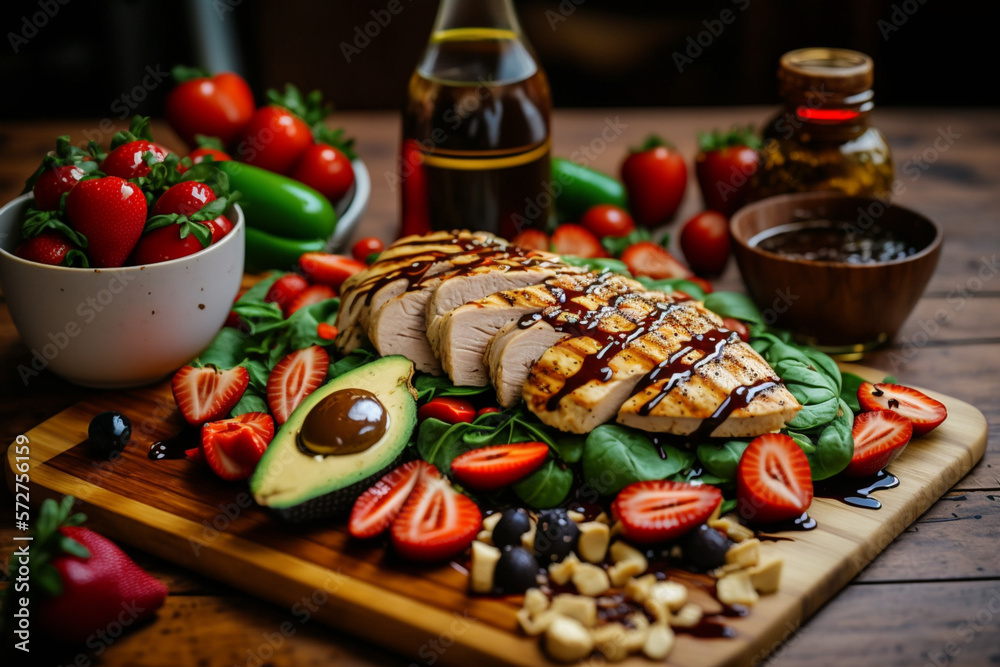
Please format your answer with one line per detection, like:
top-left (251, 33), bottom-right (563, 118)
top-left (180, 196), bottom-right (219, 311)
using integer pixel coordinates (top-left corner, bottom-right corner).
top-left (493, 546), bottom-right (539, 595)
top-left (492, 508), bottom-right (532, 549)
top-left (533, 509), bottom-right (580, 565)
top-left (88, 411), bottom-right (131, 458)
top-left (678, 523), bottom-right (732, 571)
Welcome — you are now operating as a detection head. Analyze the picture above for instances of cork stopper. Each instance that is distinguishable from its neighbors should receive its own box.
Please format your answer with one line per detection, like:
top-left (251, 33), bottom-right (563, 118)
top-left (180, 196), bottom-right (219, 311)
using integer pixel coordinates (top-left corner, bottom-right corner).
top-left (778, 48), bottom-right (874, 107)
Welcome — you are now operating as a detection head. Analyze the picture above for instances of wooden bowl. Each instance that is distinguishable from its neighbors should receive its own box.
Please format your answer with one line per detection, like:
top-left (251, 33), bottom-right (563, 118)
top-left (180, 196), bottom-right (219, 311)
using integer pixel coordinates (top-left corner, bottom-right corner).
top-left (730, 191), bottom-right (941, 357)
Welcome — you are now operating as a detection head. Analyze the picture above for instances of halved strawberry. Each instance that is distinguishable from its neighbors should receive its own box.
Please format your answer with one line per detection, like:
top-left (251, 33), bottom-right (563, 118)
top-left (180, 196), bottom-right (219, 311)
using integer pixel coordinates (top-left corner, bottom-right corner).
top-left (511, 228), bottom-right (550, 251)
top-left (264, 274), bottom-right (310, 317)
top-left (621, 241), bottom-right (692, 280)
top-left (736, 433), bottom-right (813, 524)
top-left (298, 253), bottom-right (367, 291)
top-left (200, 412), bottom-right (275, 481)
top-left (846, 410), bottom-right (913, 478)
top-left (349, 461), bottom-right (433, 539)
top-left (390, 468), bottom-right (482, 562)
top-left (857, 382), bottom-right (947, 436)
top-left (171, 365), bottom-right (249, 426)
top-left (612, 480), bottom-right (722, 543)
top-left (551, 223), bottom-right (606, 258)
top-left (286, 284), bottom-right (336, 316)
top-left (266, 346), bottom-right (330, 424)
top-left (450, 442), bottom-right (550, 491)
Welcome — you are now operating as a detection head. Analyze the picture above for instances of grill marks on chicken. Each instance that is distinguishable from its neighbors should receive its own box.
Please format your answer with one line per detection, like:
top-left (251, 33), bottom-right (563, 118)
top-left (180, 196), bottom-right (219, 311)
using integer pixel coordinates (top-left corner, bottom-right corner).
top-left (335, 231), bottom-right (801, 436)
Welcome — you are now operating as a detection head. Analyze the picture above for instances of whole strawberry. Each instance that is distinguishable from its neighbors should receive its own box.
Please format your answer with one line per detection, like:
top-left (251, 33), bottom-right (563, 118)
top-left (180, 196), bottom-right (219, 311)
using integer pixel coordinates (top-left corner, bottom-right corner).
top-left (4, 496), bottom-right (168, 644)
top-left (66, 176), bottom-right (147, 267)
top-left (14, 231), bottom-right (88, 267)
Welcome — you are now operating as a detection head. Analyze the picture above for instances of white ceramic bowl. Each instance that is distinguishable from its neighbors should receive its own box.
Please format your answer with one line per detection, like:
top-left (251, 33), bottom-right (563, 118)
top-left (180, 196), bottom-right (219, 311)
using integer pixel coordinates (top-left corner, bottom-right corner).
top-left (0, 193), bottom-right (245, 388)
top-left (326, 158), bottom-right (371, 253)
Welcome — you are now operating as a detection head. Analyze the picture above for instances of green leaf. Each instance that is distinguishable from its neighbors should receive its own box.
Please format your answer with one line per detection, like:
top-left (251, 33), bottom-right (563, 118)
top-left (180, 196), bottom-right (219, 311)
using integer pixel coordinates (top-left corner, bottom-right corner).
top-left (195, 134), bottom-right (226, 150)
top-left (582, 425), bottom-right (694, 496)
top-left (696, 439), bottom-right (749, 480)
top-left (600, 227), bottom-right (651, 258)
top-left (633, 276), bottom-right (707, 300)
top-left (416, 418), bottom-right (474, 474)
top-left (171, 64), bottom-right (211, 83)
top-left (805, 399), bottom-right (855, 480)
top-left (195, 327), bottom-right (249, 369)
top-left (787, 430), bottom-right (817, 454)
top-left (314, 125), bottom-right (358, 161)
top-left (35, 563), bottom-right (63, 597)
top-left (719, 498), bottom-right (737, 515)
top-left (414, 374), bottom-right (490, 402)
top-left (697, 125), bottom-right (762, 152)
top-left (329, 346), bottom-right (378, 379)
top-left (512, 461), bottom-right (573, 509)
top-left (178, 220), bottom-right (213, 248)
top-left (58, 535), bottom-right (91, 559)
top-left (559, 254), bottom-right (631, 275)
top-left (840, 372), bottom-right (865, 413)
top-left (703, 292), bottom-right (764, 325)
top-left (21, 208), bottom-right (88, 248)
top-left (550, 433), bottom-right (585, 464)
top-left (231, 391), bottom-right (269, 416)
top-left (882, 375), bottom-right (898, 384)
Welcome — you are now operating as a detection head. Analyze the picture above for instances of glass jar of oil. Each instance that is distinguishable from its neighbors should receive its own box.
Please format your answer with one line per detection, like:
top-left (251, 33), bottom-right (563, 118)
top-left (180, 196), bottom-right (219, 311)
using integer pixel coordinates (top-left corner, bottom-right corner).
top-left (752, 48), bottom-right (893, 201)
top-left (400, 0), bottom-right (552, 239)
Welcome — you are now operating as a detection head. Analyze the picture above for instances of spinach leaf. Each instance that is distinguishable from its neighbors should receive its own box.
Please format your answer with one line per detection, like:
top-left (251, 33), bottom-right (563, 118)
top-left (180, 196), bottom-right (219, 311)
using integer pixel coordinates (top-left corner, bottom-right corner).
top-left (801, 345), bottom-right (842, 393)
top-left (600, 228), bottom-right (651, 257)
top-left (512, 460), bottom-right (573, 509)
top-left (696, 440), bottom-right (750, 480)
top-left (416, 418), bottom-right (474, 474)
top-left (414, 374), bottom-right (491, 402)
top-left (329, 346), bottom-right (378, 379)
top-left (773, 358), bottom-right (839, 430)
top-left (231, 391), bottom-right (269, 416)
top-left (703, 292), bottom-right (764, 325)
top-left (803, 399), bottom-right (854, 480)
top-left (839, 372), bottom-right (865, 413)
top-left (882, 375), bottom-right (898, 384)
top-left (550, 434), bottom-right (586, 464)
top-left (582, 425), bottom-right (694, 495)
top-left (560, 255), bottom-right (630, 275)
top-left (195, 327), bottom-right (249, 369)
top-left (787, 430), bottom-right (817, 454)
top-left (242, 359), bottom-right (271, 393)
top-left (719, 498), bottom-right (737, 515)
top-left (634, 276), bottom-right (708, 301)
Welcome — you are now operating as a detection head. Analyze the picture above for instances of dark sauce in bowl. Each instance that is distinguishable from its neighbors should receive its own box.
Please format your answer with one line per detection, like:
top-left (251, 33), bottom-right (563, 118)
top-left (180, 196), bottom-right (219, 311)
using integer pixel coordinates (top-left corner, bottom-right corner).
top-left (750, 219), bottom-right (919, 264)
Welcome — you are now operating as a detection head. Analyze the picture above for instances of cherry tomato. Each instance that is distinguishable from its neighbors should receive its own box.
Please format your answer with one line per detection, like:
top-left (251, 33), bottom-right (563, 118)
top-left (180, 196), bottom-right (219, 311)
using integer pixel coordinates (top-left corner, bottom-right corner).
top-left (237, 106), bottom-right (313, 174)
top-left (510, 229), bottom-right (550, 251)
top-left (620, 140), bottom-right (687, 227)
top-left (418, 397), bottom-right (477, 424)
top-left (165, 71), bottom-right (255, 147)
top-left (580, 204), bottom-right (636, 238)
top-left (290, 143), bottom-right (355, 202)
top-left (722, 317), bottom-right (749, 342)
top-left (179, 147), bottom-right (231, 172)
top-left (351, 237), bottom-right (385, 263)
top-left (551, 224), bottom-right (606, 258)
top-left (679, 211), bottom-right (730, 276)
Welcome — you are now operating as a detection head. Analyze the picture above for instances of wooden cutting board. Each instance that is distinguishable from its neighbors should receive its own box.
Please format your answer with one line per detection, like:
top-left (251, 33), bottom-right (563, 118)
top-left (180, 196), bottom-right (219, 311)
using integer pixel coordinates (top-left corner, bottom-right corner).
top-left (5, 364), bottom-right (987, 667)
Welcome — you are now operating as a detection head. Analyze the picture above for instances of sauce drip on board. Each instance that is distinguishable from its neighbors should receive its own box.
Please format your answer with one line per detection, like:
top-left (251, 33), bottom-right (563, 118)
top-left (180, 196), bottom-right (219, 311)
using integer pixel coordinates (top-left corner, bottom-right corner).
top-left (148, 428), bottom-right (199, 460)
top-left (297, 388), bottom-right (387, 456)
top-left (815, 470), bottom-right (900, 509)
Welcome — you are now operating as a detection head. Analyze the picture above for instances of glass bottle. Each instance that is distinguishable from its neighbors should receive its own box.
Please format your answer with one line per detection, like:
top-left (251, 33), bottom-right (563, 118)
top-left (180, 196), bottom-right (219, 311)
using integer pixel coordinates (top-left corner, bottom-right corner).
top-left (400, 0), bottom-right (553, 239)
top-left (752, 48), bottom-right (893, 201)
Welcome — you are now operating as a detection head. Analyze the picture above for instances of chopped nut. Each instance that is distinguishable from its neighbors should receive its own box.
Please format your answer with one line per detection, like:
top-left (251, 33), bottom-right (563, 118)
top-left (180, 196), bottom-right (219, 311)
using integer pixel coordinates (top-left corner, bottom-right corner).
top-left (591, 623), bottom-right (630, 662)
top-left (518, 608), bottom-right (557, 636)
top-left (725, 537), bottom-right (760, 569)
top-left (476, 529), bottom-right (493, 545)
top-left (717, 570), bottom-right (760, 607)
top-left (577, 522), bottom-right (610, 564)
top-left (644, 598), bottom-right (671, 626)
top-left (610, 540), bottom-right (646, 565)
top-left (544, 616), bottom-right (594, 663)
top-left (521, 520), bottom-right (537, 550)
top-left (609, 520), bottom-right (625, 538)
top-left (550, 594), bottom-right (598, 627)
top-left (524, 587), bottom-right (550, 615)
top-left (548, 552), bottom-right (580, 586)
top-left (648, 580), bottom-right (688, 612)
top-left (670, 603), bottom-right (703, 628)
top-left (594, 511), bottom-right (611, 525)
top-left (483, 512), bottom-right (502, 532)
top-left (470, 540), bottom-right (501, 594)
top-left (608, 541), bottom-right (648, 586)
top-left (567, 510), bottom-right (586, 523)
top-left (623, 613), bottom-right (650, 652)
top-left (708, 500), bottom-right (722, 524)
top-left (709, 515), bottom-right (754, 542)
top-left (643, 624), bottom-right (675, 660)
top-left (572, 563), bottom-right (611, 597)
top-left (624, 573), bottom-right (657, 604)
top-left (749, 558), bottom-right (783, 595)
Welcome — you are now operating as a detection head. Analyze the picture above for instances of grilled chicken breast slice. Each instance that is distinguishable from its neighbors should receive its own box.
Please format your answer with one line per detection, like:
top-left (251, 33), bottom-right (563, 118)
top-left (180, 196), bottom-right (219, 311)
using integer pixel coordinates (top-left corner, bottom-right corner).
top-left (334, 230), bottom-right (501, 353)
top-left (368, 258), bottom-right (571, 375)
top-left (523, 299), bottom-right (799, 435)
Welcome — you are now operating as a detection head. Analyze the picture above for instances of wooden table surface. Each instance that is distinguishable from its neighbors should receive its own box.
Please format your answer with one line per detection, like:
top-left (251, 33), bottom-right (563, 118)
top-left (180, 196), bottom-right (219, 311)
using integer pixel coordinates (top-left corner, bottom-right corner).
top-left (1, 108), bottom-right (997, 666)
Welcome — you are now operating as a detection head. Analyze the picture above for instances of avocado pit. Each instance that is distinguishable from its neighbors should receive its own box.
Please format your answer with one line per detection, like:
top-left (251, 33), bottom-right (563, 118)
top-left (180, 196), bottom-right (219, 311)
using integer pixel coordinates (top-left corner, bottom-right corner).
top-left (298, 388), bottom-right (387, 456)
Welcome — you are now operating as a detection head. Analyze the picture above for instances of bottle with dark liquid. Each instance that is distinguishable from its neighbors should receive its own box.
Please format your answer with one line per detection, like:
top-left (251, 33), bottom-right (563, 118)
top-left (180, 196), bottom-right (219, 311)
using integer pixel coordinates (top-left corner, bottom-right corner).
top-left (752, 48), bottom-right (894, 201)
top-left (400, 0), bottom-right (553, 240)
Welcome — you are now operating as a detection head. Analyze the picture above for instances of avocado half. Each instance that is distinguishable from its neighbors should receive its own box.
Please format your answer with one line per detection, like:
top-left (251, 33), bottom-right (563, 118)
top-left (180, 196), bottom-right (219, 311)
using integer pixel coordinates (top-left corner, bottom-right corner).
top-left (250, 355), bottom-right (417, 522)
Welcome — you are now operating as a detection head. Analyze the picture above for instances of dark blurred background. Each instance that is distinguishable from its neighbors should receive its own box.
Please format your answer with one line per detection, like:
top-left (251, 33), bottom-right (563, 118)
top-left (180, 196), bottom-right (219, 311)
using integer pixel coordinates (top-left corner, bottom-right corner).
top-left (0, 0), bottom-right (996, 120)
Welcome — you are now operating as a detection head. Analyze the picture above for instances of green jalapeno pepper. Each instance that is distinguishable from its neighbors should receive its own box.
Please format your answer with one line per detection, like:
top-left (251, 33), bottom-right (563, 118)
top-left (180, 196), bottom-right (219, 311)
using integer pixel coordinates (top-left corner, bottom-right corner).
top-left (244, 227), bottom-right (326, 273)
top-left (551, 157), bottom-right (628, 222)
top-left (218, 161), bottom-right (337, 240)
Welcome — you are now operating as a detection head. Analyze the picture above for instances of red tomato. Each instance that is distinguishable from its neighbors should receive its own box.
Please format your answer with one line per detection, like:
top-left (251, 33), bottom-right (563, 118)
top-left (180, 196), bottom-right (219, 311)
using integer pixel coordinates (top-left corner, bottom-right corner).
top-left (580, 204), bottom-right (636, 238)
top-left (290, 143), bottom-right (355, 202)
top-left (179, 147), bottom-right (231, 172)
top-left (679, 211), bottom-right (730, 276)
top-left (722, 317), bottom-right (749, 342)
top-left (351, 237), bottom-right (385, 263)
top-left (418, 397), bottom-right (476, 424)
top-left (621, 241), bottom-right (691, 280)
top-left (620, 141), bottom-right (687, 227)
top-left (551, 224), bottom-right (606, 258)
top-left (165, 72), bottom-right (255, 147)
top-left (237, 106), bottom-right (313, 174)
top-left (510, 229), bottom-right (550, 251)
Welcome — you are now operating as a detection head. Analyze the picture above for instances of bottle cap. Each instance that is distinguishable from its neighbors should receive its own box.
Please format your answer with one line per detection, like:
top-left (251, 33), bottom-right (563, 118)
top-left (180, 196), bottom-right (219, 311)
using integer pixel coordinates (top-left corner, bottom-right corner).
top-left (778, 48), bottom-right (874, 107)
